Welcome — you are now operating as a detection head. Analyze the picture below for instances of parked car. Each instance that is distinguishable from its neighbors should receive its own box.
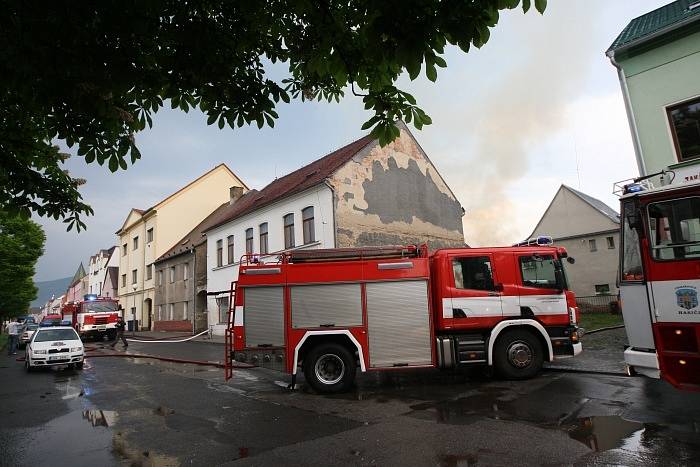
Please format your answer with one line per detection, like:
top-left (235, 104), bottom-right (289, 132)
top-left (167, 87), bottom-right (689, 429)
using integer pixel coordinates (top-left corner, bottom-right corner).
top-left (20, 323), bottom-right (39, 347)
top-left (40, 314), bottom-right (62, 327)
top-left (25, 327), bottom-right (84, 372)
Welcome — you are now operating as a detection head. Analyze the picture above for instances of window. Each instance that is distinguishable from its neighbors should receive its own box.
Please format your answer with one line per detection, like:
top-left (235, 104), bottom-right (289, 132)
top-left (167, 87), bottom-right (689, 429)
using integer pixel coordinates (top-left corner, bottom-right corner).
top-left (131, 269), bottom-right (137, 284)
top-left (183, 263), bottom-right (189, 280)
top-left (519, 255), bottom-right (559, 289)
top-left (589, 239), bottom-right (597, 252)
top-left (133, 236), bottom-right (139, 250)
top-left (227, 235), bottom-right (234, 264)
top-left (302, 206), bottom-right (315, 244)
top-left (157, 305), bottom-right (162, 320)
top-left (147, 228), bottom-right (153, 243)
top-left (283, 213), bottom-right (295, 249)
top-left (452, 256), bottom-right (494, 291)
top-left (130, 307), bottom-right (136, 322)
top-left (216, 297), bottom-right (229, 324)
top-left (121, 274), bottom-right (126, 287)
top-left (648, 197), bottom-right (700, 261)
top-left (621, 201), bottom-right (644, 281)
top-left (169, 266), bottom-right (175, 283)
top-left (183, 301), bottom-right (188, 319)
top-left (259, 223), bottom-right (269, 255)
top-left (245, 228), bottom-right (254, 254)
top-left (606, 236), bottom-right (615, 249)
top-left (158, 270), bottom-right (163, 286)
top-left (146, 264), bottom-right (153, 281)
top-left (168, 303), bottom-right (174, 320)
top-left (595, 284), bottom-right (611, 295)
top-left (122, 244), bottom-right (127, 256)
top-left (667, 96), bottom-right (700, 162)
top-left (217, 239), bottom-right (223, 267)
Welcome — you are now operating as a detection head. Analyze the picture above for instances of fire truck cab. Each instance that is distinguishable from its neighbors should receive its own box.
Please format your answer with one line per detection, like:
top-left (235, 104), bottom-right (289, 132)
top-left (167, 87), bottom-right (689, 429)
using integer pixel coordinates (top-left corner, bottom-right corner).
top-left (615, 168), bottom-right (700, 390)
top-left (226, 242), bottom-right (581, 393)
top-left (62, 294), bottom-right (121, 341)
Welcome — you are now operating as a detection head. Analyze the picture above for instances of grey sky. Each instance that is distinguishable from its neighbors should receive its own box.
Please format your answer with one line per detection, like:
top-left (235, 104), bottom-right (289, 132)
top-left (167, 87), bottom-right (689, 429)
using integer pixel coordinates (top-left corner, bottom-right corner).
top-left (35, 0), bottom-right (668, 281)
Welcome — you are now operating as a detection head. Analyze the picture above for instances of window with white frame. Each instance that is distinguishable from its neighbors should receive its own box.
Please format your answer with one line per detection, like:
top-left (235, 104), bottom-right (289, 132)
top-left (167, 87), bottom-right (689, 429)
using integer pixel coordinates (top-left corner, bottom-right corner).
top-left (606, 236), bottom-right (615, 249)
top-left (302, 206), bottom-right (315, 244)
top-left (183, 301), bottom-right (188, 319)
top-left (667, 96), bottom-right (700, 162)
top-left (259, 222), bottom-right (268, 254)
top-left (283, 213), bottom-right (295, 249)
top-left (217, 239), bottom-right (223, 267)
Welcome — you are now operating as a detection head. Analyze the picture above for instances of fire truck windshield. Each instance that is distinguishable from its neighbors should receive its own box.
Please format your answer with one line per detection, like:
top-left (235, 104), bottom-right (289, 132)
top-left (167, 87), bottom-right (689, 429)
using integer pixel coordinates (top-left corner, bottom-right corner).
top-left (648, 197), bottom-right (700, 261)
top-left (82, 302), bottom-right (119, 313)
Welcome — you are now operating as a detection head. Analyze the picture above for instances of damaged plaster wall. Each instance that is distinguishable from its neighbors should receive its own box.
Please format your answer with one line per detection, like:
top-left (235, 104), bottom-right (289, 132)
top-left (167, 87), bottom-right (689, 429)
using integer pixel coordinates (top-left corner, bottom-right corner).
top-left (329, 126), bottom-right (465, 250)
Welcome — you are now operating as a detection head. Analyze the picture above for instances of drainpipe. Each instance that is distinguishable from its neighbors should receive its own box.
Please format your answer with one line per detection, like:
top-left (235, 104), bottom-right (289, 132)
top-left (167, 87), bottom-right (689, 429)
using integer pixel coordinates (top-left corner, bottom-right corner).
top-left (323, 180), bottom-right (338, 248)
top-left (191, 248), bottom-right (196, 335)
top-left (607, 51), bottom-right (647, 176)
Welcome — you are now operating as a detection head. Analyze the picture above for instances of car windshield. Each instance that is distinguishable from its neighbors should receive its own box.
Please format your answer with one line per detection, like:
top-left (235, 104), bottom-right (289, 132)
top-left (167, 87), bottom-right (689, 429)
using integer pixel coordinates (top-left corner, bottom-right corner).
top-left (34, 329), bottom-right (79, 342)
top-left (25, 324), bottom-right (38, 331)
top-left (83, 302), bottom-right (119, 313)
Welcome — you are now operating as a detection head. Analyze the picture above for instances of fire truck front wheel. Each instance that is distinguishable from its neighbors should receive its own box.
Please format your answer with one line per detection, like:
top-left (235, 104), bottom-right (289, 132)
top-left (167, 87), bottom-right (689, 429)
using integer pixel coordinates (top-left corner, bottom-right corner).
top-left (493, 329), bottom-right (544, 380)
top-left (303, 343), bottom-right (357, 394)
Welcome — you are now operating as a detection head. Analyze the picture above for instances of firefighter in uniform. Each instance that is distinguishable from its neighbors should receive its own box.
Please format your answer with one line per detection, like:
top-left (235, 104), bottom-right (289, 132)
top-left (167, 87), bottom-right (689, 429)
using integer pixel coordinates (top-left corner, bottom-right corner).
top-left (110, 317), bottom-right (128, 349)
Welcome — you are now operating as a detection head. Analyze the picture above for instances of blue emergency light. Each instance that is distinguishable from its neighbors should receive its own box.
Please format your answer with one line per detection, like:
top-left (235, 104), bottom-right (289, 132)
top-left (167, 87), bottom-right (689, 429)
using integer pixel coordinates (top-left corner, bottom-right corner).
top-left (84, 294), bottom-right (98, 301)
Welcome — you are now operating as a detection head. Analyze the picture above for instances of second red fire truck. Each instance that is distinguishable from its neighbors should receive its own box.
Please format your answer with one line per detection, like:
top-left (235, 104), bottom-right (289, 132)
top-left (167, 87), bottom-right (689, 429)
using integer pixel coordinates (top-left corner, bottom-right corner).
top-left (615, 166), bottom-right (700, 391)
top-left (61, 294), bottom-right (121, 341)
top-left (225, 241), bottom-right (581, 393)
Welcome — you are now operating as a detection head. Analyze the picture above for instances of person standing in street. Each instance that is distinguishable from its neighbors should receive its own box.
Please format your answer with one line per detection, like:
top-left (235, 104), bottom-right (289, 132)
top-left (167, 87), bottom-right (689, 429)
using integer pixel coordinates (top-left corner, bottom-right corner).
top-left (6, 317), bottom-right (20, 356)
top-left (110, 317), bottom-right (128, 349)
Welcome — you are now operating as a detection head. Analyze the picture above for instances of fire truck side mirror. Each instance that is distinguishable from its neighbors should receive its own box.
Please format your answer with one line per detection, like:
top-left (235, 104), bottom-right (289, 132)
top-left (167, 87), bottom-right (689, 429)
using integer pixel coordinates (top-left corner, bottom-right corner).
top-left (566, 257), bottom-right (575, 264)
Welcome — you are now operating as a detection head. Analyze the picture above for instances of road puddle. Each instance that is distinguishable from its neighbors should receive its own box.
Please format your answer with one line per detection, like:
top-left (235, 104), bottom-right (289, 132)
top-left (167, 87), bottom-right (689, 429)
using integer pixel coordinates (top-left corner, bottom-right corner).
top-left (567, 415), bottom-right (644, 451)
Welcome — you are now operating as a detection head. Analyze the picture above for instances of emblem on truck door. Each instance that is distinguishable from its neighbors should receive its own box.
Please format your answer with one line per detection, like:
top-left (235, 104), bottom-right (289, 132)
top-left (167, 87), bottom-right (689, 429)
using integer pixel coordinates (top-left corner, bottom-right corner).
top-left (675, 287), bottom-right (698, 310)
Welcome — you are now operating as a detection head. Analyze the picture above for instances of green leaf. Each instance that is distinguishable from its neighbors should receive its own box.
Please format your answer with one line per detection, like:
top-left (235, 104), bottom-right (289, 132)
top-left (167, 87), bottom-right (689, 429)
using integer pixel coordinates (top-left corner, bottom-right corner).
top-left (207, 112), bottom-right (217, 126)
top-left (535, 0), bottom-right (547, 13)
top-left (108, 156), bottom-right (118, 173)
top-left (522, 0), bottom-right (531, 13)
top-left (218, 115), bottom-right (225, 129)
top-left (119, 157), bottom-right (127, 170)
top-left (361, 116), bottom-right (380, 131)
top-left (426, 64), bottom-right (437, 82)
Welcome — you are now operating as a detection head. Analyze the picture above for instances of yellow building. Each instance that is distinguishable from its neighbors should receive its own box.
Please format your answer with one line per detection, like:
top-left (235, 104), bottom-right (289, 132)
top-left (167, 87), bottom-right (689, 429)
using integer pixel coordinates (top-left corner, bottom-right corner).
top-left (116, 164), bottom-right (247, 330)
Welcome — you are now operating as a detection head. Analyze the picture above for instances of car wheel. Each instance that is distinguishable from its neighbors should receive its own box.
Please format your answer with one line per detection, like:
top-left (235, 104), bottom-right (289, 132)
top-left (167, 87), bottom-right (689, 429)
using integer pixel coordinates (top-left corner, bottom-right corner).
top-left (75, 362), bottom-right (84, 370)
top-left (493, 328), bottom-right (544, 380)
top-left (303, 343), bottom-right (356, 394)
top-left (25, 357), bottom-right (33, 373)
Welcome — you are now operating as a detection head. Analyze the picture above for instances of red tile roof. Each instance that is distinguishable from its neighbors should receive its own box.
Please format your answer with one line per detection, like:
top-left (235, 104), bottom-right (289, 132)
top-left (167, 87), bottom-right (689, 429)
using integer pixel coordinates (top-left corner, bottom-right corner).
top-left (204, 134), bottom-right (375, 233)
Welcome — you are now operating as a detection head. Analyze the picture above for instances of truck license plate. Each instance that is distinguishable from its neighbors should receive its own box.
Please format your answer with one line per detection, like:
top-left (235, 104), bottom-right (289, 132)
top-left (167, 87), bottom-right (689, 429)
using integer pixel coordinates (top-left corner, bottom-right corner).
top-left (98, 325), bottom-right (107, 330)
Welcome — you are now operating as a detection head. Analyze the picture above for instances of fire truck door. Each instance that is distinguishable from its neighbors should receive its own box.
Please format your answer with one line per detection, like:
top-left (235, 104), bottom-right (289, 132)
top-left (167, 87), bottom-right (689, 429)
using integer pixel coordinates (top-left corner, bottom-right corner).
top-left (447, 254), bottom-right (503, 320)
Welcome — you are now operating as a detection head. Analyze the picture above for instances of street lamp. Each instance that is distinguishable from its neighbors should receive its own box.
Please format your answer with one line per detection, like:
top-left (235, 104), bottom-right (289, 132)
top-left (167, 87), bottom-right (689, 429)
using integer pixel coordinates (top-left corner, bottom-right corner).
top-left (132, 283), bottom-right (137, 336)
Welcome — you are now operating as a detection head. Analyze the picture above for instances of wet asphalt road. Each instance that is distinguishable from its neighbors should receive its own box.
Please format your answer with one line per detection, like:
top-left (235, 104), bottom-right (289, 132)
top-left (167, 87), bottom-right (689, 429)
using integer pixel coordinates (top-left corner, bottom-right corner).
top-left (2, 340), bottom-right (700, 466)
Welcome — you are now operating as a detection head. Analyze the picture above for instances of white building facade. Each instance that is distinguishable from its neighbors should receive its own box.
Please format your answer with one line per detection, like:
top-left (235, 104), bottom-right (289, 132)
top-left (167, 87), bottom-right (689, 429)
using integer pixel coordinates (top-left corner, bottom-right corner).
top-left (87, 246), bottom-right (118, 297)
top-left (206, 185), bottom-right (334, 334)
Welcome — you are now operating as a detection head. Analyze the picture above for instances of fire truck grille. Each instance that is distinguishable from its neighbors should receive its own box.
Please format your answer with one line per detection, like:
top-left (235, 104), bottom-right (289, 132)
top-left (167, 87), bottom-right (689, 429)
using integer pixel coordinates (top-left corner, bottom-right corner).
top-left (94, 317), bottom-right (109, 325)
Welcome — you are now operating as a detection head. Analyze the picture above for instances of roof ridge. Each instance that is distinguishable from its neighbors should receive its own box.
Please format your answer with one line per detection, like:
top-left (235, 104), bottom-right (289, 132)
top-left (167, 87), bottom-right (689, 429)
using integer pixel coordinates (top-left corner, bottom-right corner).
top-left (562, 185), bottom-right (620, 224)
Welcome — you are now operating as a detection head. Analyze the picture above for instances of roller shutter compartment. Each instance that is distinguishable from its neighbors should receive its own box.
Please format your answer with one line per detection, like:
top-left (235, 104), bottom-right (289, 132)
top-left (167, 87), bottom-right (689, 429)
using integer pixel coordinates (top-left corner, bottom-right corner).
top-left (291, 283), bottom-right (362, 329)
top-left (366, 280), bottom-right (432, 368)
top-left (244, 286), bottom-right (284, 347)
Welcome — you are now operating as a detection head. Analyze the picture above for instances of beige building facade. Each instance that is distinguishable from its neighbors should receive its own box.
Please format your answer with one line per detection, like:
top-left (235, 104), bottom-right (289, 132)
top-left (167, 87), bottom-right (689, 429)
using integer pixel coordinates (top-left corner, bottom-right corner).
top-left (529, 185), bottom-right (620, 298)
top-left (116, 164), bottom-right (246, 330)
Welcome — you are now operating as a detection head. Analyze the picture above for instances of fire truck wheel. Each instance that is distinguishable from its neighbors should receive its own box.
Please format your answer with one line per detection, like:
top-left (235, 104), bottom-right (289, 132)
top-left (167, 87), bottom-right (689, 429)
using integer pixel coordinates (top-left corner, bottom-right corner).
top-left (493, 329), bottom-right (543, 380)
top-left (304, 343), bottom-right (356, 394)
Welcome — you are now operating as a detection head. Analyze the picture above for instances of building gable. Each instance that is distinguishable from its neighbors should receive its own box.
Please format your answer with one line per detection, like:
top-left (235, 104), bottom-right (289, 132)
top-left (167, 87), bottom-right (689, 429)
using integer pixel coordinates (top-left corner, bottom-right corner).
top-left (117, 208), bottom-right (146, 234)
top-left (329, 124), bottom-right (465, 249)
top-left (529, 185), bottom-right (619, 240)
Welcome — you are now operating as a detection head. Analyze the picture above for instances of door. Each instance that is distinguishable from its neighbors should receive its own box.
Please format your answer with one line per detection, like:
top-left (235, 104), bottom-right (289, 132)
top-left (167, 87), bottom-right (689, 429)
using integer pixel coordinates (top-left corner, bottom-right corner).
top-left (448, 254), bottom-right (503, 327)
top-left (516, 254), bottom-right (567, 323)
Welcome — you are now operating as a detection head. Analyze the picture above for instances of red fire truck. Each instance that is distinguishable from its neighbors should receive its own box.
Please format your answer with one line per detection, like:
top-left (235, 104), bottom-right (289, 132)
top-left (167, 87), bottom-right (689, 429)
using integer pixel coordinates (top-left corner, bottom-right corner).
top-left (61, 294), bottom-right (121, 341)
top-left (615, 168), bottom-right (700, 391)
top-left (224, 242), bottom-right (581, 393)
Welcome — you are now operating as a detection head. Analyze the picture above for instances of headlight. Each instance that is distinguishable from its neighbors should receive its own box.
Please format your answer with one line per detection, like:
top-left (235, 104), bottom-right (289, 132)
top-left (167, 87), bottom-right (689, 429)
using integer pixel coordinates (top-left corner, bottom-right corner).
top-left (34, 350), bottom-right (47, 354)
top-left (70, 347), bottom-right (82, 352)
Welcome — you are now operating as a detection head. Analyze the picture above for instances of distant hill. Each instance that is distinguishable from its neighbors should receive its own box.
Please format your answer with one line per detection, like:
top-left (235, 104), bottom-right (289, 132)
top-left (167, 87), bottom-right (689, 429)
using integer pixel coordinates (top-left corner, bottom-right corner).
top-left (32, 276), bottom-right (72, 308)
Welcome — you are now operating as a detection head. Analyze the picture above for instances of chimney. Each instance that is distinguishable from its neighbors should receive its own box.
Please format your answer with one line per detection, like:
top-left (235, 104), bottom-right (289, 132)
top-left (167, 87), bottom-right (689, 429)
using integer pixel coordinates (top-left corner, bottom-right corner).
top-left (229, 186), bottom-right (244, 204)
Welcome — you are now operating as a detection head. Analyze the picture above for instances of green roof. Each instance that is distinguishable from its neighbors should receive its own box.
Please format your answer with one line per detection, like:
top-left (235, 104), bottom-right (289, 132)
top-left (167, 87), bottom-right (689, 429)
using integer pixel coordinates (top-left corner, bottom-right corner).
top-left (608, 0), bottom-right (700, 53)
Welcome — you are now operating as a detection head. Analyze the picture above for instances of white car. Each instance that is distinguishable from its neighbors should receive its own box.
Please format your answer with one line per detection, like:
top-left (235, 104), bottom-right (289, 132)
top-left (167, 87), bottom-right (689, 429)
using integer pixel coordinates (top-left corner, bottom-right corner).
top-left (25, 326), bottom-right (84, 372)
